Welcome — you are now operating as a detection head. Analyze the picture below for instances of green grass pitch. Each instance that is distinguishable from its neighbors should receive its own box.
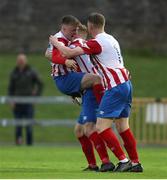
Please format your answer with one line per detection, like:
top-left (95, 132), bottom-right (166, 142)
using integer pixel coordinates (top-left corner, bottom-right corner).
top-left (0, 146), bottom-right (167, 179)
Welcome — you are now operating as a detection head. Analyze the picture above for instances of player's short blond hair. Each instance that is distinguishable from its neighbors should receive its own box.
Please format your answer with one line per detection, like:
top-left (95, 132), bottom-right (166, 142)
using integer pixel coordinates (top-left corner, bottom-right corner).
top-left (76, 24), bottom-right (88, 39)
top-left (88, 12), bottom-right (105, 28)
top-left (77, 24), bottom-right (88, 34)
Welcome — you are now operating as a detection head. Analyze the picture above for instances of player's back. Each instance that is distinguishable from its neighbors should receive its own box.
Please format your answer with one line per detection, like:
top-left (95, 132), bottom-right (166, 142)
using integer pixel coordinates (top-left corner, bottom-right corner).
top-left (88, 32), bottom-right (130, 90)
top-left (95, 32), bottom-right (124, 69)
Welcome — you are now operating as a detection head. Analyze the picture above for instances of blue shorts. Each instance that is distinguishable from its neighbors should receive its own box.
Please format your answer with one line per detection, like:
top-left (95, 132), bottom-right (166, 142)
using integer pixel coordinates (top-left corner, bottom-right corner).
top-left (78, 89), bottom-right (98, 125)
top-left (54, 72), bottom-right (85, 95)
top-left (97, 80), bottom-right (132, 119)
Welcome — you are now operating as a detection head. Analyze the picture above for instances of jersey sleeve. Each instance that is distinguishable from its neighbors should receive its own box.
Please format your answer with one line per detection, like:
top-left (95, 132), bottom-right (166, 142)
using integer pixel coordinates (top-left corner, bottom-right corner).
top-left (81, 40), bottom-right (102, 55)
top-left (52, 48), bottom-right (66, 64)
top-left (51, 38), bottom-right (68, 64)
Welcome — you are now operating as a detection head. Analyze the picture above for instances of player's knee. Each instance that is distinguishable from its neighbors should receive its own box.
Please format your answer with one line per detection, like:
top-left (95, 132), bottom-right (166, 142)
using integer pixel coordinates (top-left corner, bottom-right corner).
top-left (93, 75), bottom-right (101, 84)
top-left (115, 119), bottom-right (129, 133)
top-left (96, 119), bottom-right (111, 133)
top-left (96, 123), bottom-right (103, 133)
top-left (84, 123), bottom-right (96, 137)
top-left (115, 122), bottom-right (121, 133)
top-left (74, 125), bottom-right (84, 138)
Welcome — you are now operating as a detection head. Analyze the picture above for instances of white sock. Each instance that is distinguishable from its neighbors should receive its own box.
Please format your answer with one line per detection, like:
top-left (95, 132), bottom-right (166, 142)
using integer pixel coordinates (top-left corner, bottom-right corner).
top-left (132, 162), bottom-right (139, 166)
top-left (119, 158), bottom-right (129, 163)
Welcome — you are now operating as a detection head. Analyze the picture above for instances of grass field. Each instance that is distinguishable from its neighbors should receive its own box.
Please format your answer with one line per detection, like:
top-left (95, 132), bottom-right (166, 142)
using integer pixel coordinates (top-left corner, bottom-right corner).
top-left (0, 146), bottom-right (167, 179)
top-left (0, 53), bottom-right (167, 179)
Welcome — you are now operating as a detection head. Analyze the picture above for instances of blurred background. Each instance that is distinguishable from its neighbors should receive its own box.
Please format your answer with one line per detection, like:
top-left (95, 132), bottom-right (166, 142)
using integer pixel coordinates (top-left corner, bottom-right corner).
top-left (0, 0), bottom-right (167, 146)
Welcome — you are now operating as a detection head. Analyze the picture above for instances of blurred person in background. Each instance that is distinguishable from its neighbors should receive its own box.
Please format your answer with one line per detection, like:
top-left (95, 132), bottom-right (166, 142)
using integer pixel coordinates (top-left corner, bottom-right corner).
top-left (8, 53), bottom-right (43, 145)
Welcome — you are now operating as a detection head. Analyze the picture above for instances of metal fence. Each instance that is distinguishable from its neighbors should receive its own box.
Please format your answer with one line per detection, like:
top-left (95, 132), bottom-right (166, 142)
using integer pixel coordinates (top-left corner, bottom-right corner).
top-left (131, 98), bottom-right (167, 145)
top-left (0, 96), bottom-right (167, 145)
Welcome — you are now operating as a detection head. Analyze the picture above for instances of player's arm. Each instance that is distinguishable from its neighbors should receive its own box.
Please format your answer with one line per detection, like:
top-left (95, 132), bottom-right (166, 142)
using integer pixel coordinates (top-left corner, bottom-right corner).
top-left (49, 35), bottom-right (84, 58)
top-left (45, 42), bottom-right (53, 61)
top-left (53, 48), bottom-right (77, 71)
top-left (51, 37), bottom-right (69, 64)
top-left (52, 47), bottom-right (66, 64)
top-left (45, 36), bottom-right (68, 61)
top-left (52, 47), bottom-right (77, 71)
top-left (45, 49), bottom-right (52, 60)
top-left (50, 35), bottom-right (102, 57)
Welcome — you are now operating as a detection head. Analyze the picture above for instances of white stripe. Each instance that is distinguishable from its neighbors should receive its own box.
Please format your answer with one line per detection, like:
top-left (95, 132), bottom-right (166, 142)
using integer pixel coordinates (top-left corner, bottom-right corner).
top-left (75, 57), bottom-right (89, 73)
top-left (105, 68), bottom-right (117, 87)
top-left (116, 69), bottom-right (126, 83)
top-left (92, 67), bottom-right (106, 89)
top-left (92, 56), bottom-right (111, 89)
top-left (96, 62), bottom-right (110, 89)
top-left (59, 65), bottom-right (66, 75)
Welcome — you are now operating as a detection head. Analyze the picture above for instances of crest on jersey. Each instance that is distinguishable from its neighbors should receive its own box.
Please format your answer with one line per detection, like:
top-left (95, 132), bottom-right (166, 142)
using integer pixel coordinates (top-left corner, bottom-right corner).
top-left (82, 42), bottom-right (90, 49)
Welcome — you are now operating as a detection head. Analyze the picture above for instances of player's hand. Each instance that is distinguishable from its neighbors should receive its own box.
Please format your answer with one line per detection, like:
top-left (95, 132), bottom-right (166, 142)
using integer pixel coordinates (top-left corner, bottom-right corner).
top-left (49, 35), bottom-right (58, 46)
top-left (65, 59), bottom-right (78, 71)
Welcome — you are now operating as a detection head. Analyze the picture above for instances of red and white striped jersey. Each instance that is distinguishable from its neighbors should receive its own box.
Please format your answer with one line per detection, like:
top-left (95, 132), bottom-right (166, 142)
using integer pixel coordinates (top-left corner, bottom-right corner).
top-left (69, 38), bottom-right (107, 87)
top-left (69, 38), bottom-right (97, 73)
top-left (81, 32), bottom-right (130, 90)
top-left (48, 31), bottom-right (73, 77)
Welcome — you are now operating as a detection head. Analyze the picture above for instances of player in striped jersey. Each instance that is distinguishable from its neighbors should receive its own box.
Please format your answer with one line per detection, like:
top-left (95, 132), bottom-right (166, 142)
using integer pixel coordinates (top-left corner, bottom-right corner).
top-left (49, 13), bottom-right (143, 173)
top-left (45, 15), bottom-right (104, 106)
top-left (45, 16), bottom-right (113, 172)
top-left (69, 24), bottom-right (115, 172)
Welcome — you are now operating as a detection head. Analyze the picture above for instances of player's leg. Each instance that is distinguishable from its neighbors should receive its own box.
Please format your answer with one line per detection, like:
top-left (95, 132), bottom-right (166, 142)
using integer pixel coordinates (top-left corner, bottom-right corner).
top-left (55, 73), bottom-right (99, 170)
top-left (13, 105), bottom-right (23, 145)
top-left (115, 118), bottom-right (143, 172)
top-left (81, 73), bottom-right (104, 104)
top-left (54, 72), bottom-right (85, 95)
top-left (74, 122), bottom-right (98, 171)
top-left (96, 118), bottom-right (129, 161)
top-left (96, 86), bottom-right (131, 172)
top-left (54, 72), bottom-right (104, 104)
top-left (82, 89), bottom-right (115, 172)
top-left (24, 104), bottom-right (34, 145)
top-left (114, 81), bottom-right (143, 172)
top-left (84, 122), bottom-right (115, 172)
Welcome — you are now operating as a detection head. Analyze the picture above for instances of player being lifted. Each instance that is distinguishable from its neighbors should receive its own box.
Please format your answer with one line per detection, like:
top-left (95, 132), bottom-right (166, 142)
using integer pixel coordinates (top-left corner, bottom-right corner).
top-left (49, 13), bottom-right (143, 172)
top-left (45, 15), bottom-right (114, 172)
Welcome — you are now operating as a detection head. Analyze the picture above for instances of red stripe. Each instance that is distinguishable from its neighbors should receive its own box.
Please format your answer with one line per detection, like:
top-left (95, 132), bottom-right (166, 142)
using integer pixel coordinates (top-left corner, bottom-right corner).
top-left (119, 68), bottom-right (128, 81)
top-left (92, 58), bottom-right (108, 89)
top-left (76, 63), bottom-right (82, 72)
top-left (107, 68), bottom-right (121, 85)
top-left (57, 38), bottom-right (69, 46)
top-left (57, 65), bottom-right (61, 75)
top-left (63, 65), bottom-right (68, 74)
top-left (92, 67), bottom-right (96, 74)
top-left (78, 56), bottom-right (90, 73)
top-left (92, 67), bottom-right (106, 89)
top-left (90, 56), bottom-right (107, 89)
top-left (93, 56), bottom-right (111, 89)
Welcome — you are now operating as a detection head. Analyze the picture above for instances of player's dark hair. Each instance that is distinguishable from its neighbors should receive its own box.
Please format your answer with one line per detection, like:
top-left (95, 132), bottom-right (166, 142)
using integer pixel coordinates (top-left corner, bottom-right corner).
top-left (61, 15), bottom-right (80, 27)
top-left (88, 13), bottom-right (105, 28)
